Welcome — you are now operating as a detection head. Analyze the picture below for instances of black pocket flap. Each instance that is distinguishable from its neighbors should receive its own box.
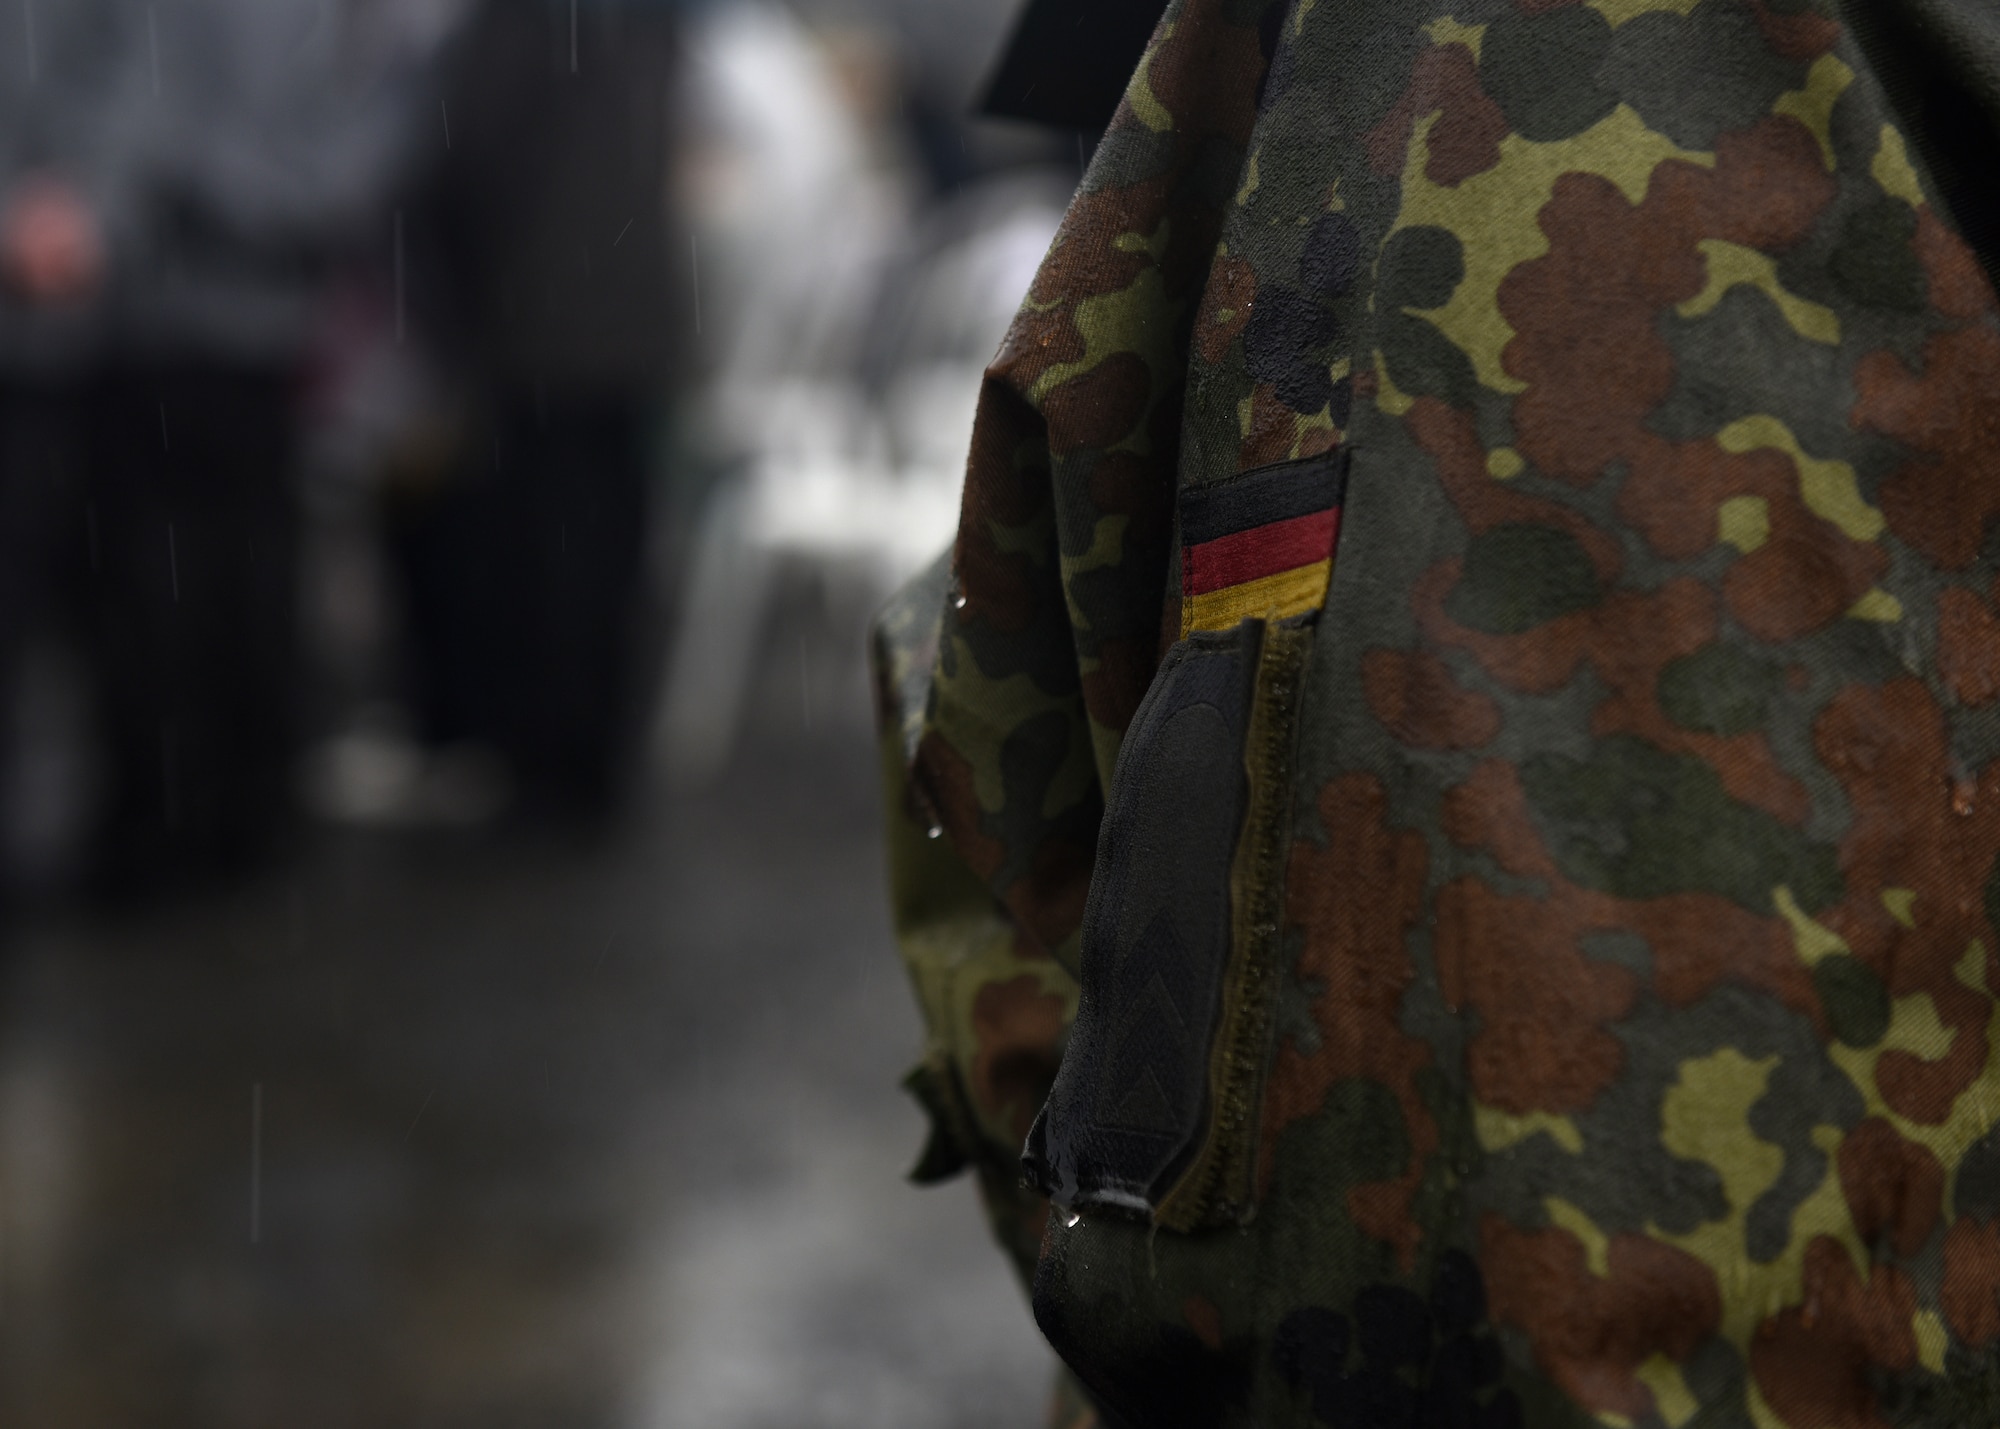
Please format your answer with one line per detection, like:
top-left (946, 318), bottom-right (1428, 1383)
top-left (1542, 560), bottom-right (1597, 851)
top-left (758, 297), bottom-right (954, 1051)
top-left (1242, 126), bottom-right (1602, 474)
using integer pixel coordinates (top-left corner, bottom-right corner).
top-left (1024, 622), bottom-right (1262, 1215)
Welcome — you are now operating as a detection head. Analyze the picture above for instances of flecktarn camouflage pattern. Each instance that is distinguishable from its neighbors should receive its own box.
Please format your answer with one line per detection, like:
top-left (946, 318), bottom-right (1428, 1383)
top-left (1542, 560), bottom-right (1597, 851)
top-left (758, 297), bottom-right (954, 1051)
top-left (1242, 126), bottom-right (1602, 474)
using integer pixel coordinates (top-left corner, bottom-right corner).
top-left (869, 0), bottom-right (2000, 1424)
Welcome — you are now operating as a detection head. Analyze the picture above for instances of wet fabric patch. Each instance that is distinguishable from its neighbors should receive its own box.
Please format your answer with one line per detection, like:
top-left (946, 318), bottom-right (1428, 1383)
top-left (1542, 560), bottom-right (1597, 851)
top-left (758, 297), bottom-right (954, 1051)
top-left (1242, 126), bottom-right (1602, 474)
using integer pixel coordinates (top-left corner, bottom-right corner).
top-left (1180, 448), bottom-right (1349, 636)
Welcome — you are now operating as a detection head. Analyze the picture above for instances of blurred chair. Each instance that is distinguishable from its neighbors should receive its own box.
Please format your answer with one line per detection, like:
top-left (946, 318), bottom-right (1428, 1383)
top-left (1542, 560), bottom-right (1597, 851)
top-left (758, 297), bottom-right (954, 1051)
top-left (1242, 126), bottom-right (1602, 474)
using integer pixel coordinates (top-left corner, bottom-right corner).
top-left (659, 21), bottom-right (1068, 784)
top-left (660, 377), bottom-right (962, 782)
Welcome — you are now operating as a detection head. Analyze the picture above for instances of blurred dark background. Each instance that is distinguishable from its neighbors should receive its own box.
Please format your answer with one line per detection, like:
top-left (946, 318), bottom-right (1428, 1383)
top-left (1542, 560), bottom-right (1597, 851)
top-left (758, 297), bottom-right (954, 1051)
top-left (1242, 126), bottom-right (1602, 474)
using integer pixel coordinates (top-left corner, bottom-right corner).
top-left (0, 0), bottom-right (1093, 1421)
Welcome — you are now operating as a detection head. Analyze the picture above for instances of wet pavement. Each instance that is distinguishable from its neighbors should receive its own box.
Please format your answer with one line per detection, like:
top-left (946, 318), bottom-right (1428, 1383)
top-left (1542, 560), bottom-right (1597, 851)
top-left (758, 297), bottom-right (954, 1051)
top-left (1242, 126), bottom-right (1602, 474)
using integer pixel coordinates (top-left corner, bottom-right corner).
top-left (0, 681), bottom-right (1052, 1425)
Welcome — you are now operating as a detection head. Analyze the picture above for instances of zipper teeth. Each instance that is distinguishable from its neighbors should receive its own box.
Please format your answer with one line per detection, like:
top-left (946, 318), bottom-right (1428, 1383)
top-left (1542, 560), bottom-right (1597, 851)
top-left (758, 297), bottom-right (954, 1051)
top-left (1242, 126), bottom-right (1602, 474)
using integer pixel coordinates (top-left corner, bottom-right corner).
top-left (1218, 639), bottom-right (1301, 1210)
top-left (1164, 626), bottom-right (1305, 1228)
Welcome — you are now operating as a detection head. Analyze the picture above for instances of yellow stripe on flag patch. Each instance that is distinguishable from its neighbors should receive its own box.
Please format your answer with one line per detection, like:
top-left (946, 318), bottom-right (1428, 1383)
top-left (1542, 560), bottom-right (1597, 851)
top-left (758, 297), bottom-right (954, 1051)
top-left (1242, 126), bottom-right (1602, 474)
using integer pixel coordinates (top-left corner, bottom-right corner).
top-left (1181, 560), bottom-right (1331, 637)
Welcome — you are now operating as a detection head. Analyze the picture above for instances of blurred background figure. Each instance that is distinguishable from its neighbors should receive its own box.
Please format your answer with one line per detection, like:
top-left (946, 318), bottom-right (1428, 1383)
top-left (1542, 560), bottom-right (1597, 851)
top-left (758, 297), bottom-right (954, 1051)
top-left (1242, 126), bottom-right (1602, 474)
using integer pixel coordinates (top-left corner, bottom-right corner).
top-left (0, 0), bottom-right (454, 900)
top-left (0, 0), bottom-right (1100, 1423)
top-left (379, 0), bottom-right (683, 827)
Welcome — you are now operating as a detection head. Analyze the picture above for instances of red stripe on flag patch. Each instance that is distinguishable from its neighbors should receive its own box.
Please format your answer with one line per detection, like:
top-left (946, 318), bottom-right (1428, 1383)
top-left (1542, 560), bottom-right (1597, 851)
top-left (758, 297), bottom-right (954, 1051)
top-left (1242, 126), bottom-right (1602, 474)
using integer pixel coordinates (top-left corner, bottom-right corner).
top-left (1182, 507), bottom-right (1340, 598)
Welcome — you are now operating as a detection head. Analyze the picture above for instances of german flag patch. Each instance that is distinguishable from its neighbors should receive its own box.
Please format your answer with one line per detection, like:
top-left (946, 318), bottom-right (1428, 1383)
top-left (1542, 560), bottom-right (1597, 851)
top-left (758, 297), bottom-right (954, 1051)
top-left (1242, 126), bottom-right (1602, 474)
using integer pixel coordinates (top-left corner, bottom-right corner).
top-left (1179, 449), bottom-right (1349, 638)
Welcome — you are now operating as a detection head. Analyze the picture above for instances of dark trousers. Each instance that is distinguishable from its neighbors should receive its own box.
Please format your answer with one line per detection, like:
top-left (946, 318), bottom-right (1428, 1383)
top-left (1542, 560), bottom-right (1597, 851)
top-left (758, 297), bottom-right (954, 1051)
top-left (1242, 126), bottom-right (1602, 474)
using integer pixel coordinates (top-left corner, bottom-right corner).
top-left (389, 387), bottom-right (652, 820)
top-left (86, 364), bottom-right (300, 888)
top-left (0, 364), bottom-right (300, 897)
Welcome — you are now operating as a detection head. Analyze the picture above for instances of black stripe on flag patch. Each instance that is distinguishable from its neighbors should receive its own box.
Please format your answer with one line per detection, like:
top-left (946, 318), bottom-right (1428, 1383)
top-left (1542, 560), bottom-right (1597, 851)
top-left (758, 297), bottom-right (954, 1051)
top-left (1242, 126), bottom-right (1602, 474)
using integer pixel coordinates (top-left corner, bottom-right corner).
top-left (1178, 448), bottom-right (1350, 548)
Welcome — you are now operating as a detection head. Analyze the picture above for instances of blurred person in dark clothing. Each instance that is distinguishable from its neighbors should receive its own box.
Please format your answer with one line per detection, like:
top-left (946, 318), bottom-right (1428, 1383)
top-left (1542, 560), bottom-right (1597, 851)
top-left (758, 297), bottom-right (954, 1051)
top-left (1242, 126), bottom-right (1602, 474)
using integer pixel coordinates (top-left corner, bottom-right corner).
top-left (393, 0), bottom-right (682, 825)
top-left (0, 0), bottom-right (444, 898)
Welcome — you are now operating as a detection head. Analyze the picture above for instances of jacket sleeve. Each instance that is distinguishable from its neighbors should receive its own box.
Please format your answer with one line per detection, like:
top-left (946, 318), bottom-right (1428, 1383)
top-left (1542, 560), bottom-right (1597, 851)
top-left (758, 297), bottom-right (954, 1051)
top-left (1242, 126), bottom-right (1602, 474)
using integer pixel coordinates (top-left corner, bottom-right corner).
top-left (868, 0), bottom-right (1281, 1351)
top-left (913, 0), bottom-right (1280, 972)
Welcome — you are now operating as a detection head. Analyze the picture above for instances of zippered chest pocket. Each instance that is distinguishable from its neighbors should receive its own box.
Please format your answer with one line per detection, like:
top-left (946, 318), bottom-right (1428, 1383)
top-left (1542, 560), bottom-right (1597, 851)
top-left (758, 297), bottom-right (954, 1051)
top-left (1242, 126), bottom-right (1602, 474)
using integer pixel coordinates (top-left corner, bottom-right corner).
top-left (1024, 449), bottom-right (1345, 1230)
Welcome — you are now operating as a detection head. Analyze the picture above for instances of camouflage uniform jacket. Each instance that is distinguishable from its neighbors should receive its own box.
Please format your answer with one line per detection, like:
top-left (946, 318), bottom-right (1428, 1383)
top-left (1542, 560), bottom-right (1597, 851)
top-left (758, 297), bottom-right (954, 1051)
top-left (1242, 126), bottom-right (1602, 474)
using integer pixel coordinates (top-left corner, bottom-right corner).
top-left (870, 0), bottom-right (2000, 1424)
